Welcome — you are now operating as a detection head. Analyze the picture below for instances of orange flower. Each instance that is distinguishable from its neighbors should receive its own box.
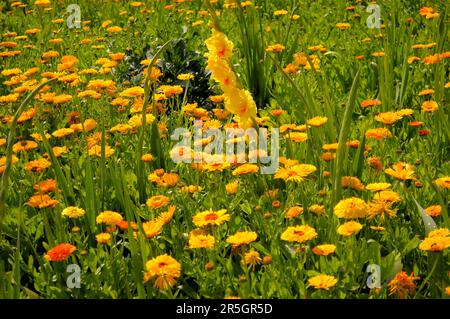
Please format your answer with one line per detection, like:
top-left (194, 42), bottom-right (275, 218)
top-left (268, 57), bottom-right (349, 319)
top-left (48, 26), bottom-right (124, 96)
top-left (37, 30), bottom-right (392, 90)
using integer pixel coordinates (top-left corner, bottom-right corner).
top-left (27, 194), bottom-right (59, 208)
top-left (44, 243), bottom-right (76, 261)
top-left (147, 195), bottom-right (170, 209)
top-left (388, 272), bottom-right (420, 299)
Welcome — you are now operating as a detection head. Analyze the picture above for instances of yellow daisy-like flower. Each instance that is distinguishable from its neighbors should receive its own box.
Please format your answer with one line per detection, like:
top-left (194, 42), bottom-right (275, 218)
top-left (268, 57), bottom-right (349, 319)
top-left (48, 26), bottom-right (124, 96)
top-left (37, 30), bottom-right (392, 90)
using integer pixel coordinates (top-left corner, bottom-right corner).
top-left (337, 221), bottom-right (363, 236)
top-left (366, 182), bottom-right (391, 192)
top-left (96, 232), bottom-right (111, 244)
top-left (434, 176), bottom-right (450, 189)
top-left (142, 219), bottom-right (164, 238)
top-left (280, 225), bottom-right (318, 243)
top-left (192, 209), bottom-right (230, 227)
top-left (312, 244), bottom-right (336, 256)
top-left (274, 164), bottom-right (317, 183)
top-left (96, 211), bottom-right (123, 225)
top-left (143, 254), bottom-right (181, 290)
top-left (188, 234), bottom-right (215, 249)
top-left (226, 231), bottom-right (257, 248)
top-left (308, 274), bottom-right (338, 290)
top-left (307, 116), bottom-right (328, 127)
top-left (385, 162), bottom-right (415, 181)
top-left (62, 206), bottom-right (85, 219)
top-left (333, 197), bottom-right (368, 219)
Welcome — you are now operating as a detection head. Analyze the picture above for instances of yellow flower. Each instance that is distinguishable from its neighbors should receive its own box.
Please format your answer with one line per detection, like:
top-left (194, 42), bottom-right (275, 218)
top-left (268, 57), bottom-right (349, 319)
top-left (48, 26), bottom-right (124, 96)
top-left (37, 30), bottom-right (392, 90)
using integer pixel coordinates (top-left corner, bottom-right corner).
top-left (52, 128), bottom-right (74, 138)
top-left (265, 44), bottom-right (285, 53)
top-left (337, 221), bottom-right (363, 236)
top-left (119, 86), bottom-right (144, 97)
top-left (226, 231), bottom-right (257, 248)
top-left (307, 116), bottom-right (328, 127)
top-left (434, 176), bottom-right (450, 189)
top-left (62, 206), bottom-right (85, 219)
top-left (334, 197), bottom-right (368, 219)
top-left (143, 254), bottom-right (181, 290)
top-left (232, 163), bottom-right (259, 176)
top-left (96, 211), bottom-right (123, 225)
top-left (281, 225), bottom-right (318, 243)
top-left (421, 100), bottom-right (438, 112)
top-left (418, 228), bottom-right (450, 252)
top-left (225, 180), bottom-right (239, 194)
top-left (188, 234), bottom-right (215, 249)
top-left (193, 209), bottom-right (230, 227)
top-left (374, 112), bottom-right (403, 125)
top-left (385, 162), bottom-right (415, 181)
top-left (285, 206), bottom-right (304, 219)
top-left (146, 195), bottom-right (170, 209)
top-left (243, 249), bottom-right (261, 269)
top-left (365, 128), bottom-right (392, 140)
top-left (312, 244), bottom-right (336, 256)
top-left (142, 219), bottom-right (164, 238)
top-left (96, 232), bottom-right (111, 244)
top-left (205, 29), bottom-right (234, 61)
top-left (88, 145), bottom-right (115, 158)
top-left (274, 164), bottom-right (317, 183)
top-left (308, 274), bottom-right (338, 290)
top-left (366, 183), bottom-right (391, 192)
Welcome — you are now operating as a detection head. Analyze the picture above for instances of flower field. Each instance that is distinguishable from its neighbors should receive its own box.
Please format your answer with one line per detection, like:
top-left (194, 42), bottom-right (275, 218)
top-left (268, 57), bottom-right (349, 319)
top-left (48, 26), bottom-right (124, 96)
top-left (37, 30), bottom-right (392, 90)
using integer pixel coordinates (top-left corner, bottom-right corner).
top-left (0, 0), bottom-right (449, 299)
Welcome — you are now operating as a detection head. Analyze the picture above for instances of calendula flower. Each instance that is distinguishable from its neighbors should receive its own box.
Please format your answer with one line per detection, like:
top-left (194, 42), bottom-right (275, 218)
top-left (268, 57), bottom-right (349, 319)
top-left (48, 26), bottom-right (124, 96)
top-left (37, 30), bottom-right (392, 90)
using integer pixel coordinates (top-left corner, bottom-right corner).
top-left (418, 228), bottom-right (450, 252)
top-left (147, 195), bottom-right (170, 209)
top-left (44, 243), bottom-right (76, 261)
top-left (424, 205), bottom-right (441, 217)
top-left (96, 233), bottom-right (111, 244)
top-left (434, 176), bottom-right (450, 189)
top-left (188, 233), bottom-right (215, 249)
top-left (312, 244), bottom-right (336, 256)
top-left (274, 164), bottom-right (317, 183)
top-left (142, 219), bottom-right (164, 238)
top-left (226, 231), bottom-right (257, 248)
top-left (337, 221), bottom-right (363, 236)
top-left (366, 183), bottom-right (391, 192)
top-left (193, 209), bottom-right (230, 227)
top-left (27, 194), bottom-right (59, 208)
top-left (96, 211), bottom-right (123, 225)
top-left (243, 250), bottom-right (261, 269)
top-left (385, 162), bottom-right (415, 181)
top-left (421, 100), bottom-right (438, 112)
top-left (62, 206), bottom-right (85, 219)
top-left (388, 271), bottom-right (420, 299)
top-left (307, 116), bottom-right (328, 127)
top-left (281, 225), bottom-right (318, 243)
top-left (232, 163), bottom-right (259, 176)
top-left (365, 128), bottom-right (392, 140)
top-left (308, 274), bottom-right (338, 290)
top-left (143, 254), bottom-right (181, 290)
top-left (285, 206), bottom-right (304, 218)
top-left (334, 197), bottom-right (368, 219)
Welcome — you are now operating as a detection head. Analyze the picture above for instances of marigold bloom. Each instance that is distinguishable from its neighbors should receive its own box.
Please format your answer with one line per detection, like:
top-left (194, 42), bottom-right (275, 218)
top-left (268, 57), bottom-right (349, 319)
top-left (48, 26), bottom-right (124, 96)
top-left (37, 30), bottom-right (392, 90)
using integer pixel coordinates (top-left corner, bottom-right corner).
top-left (226, 231), bottom-right (257, 248)
top-left (143, 254), bottom-right (181, 290)
top-left (44, 243), bottom-right (76, 261)
top-left (189, 234), bottom-right (215, 249)
top-left (434, 176), bottom-right (450, 189)
top-left (312, 244), bottom-right (336, 256)
top-left (366, 182), bottom-right (391, 192)
top-left (232, 163), bottom-right (259, 176)
top-left (147, 195), bottom-right (170, 209)
top-left (62, 206), bottom-right (86, 219)
top-left (307, 116), bottom-right (328, 127)
top-left (342, 176), bottom-right (365, 191)
top-left (142, 219), bottom-right (164, 238)
top-left (285, 206), bottom-right (304, 219)
top-left (96, 211), bottom-right (123, 225)
top-left (388, 272), bottom-right (420, 299)
top-left (365, 128), bottom-right (392, 140)
top-left (193, 209), bottom-right (230, 227)
top-left (421, 100), bottom-right (438, 112)
top-left (308, 274), bottom-right (338, 290)
top-left (27, 194), bottom-right (59, 208)
top-left (385, 162), bottom-right (415, 181)
top-left (424, 205), bottom-right (441, 217)
top-left (274, 164), bottom-right (317, 183)
top-left (243, 249), bottom-right (261, 269)
top-left (226, 180), bottom-right (239, 194)
top-left (337, 221), bottom-right (363, 236)
top-left (280, 225), bottom-right (318, 243)
top-left (25, 158), bottom-right (51, 173)
top-left (334, 197), bottom-right (368, 219)
top-left (205, 29), bottom-right (234, 61)
top-left (418, 228), bottom-right (450, 252)
top-left (12, 140), bottom-right (38, 153)
top-left (96, 233), bottom-right (111, 244)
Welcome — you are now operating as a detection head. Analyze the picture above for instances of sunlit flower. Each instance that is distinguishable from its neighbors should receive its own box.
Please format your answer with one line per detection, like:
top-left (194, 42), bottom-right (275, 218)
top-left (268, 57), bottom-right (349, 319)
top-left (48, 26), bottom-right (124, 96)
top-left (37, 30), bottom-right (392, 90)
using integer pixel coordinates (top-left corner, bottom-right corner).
top-left (308, 274), bottom-right (337, 290)
top-left (143, 254), bottom-right (181, 289)
top-left (280, 225), bottom-right (318, 243)
top-left (44, 243), bottom-right (76, 261)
